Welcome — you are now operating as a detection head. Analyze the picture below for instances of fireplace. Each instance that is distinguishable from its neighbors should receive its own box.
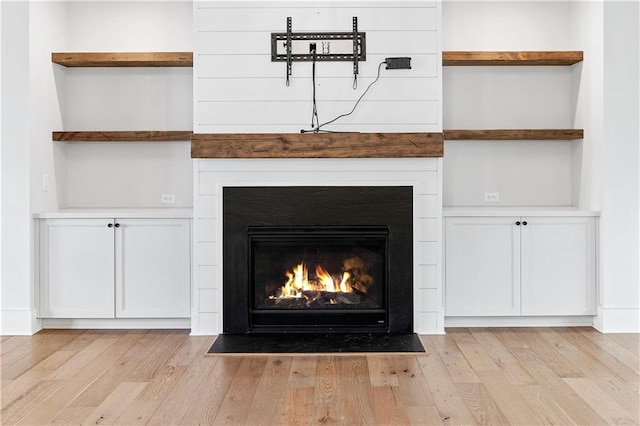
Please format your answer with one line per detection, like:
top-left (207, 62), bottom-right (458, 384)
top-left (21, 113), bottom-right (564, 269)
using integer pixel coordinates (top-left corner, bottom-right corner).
top-left (223, 186), bottom-right (413, 334)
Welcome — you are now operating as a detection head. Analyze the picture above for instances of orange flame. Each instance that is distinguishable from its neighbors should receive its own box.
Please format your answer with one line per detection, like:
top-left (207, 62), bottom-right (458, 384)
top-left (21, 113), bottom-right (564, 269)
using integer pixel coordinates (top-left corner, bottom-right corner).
top-left (276, 262), bottom-right (353, 299)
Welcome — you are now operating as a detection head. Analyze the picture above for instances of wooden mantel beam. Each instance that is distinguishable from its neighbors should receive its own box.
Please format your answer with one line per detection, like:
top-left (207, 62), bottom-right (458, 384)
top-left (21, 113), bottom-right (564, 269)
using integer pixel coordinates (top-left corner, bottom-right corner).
top-left (190, 132), bottom-right (444, 159)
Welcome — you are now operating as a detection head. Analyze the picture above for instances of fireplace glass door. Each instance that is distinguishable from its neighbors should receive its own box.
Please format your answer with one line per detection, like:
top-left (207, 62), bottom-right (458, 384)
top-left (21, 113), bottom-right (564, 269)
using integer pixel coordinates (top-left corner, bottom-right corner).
top-left (249, 226), bottom-right (388, 331)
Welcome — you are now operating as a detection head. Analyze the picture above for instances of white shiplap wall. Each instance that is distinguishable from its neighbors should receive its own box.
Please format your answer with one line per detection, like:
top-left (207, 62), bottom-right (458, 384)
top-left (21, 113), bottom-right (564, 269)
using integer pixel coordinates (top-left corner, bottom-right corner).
top-left (194, 1), bottom-right (441, 133)
top-left (192, 1), bottom-right (443, 335)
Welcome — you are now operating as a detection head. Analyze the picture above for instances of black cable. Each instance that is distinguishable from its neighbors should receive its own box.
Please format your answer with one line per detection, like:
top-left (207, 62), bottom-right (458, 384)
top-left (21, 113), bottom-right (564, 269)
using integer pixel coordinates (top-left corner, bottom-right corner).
top-left (310, 49), bottom-right (320, 130)
top-left (301, 60), bottom-right (386, 134)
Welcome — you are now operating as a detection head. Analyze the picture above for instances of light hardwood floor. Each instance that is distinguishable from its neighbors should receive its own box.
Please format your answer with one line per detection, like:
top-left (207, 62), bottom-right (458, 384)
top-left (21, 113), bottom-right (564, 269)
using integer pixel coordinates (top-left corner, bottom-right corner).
top-left (1, 328), bottom-right (638, 425)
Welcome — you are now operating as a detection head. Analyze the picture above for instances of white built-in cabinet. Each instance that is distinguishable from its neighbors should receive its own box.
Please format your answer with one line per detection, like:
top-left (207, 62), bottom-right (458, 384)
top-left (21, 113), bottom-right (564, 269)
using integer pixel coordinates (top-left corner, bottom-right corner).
top-left (445, 212), bottom-right (596, 317)
top-left (39, 216), bottom-right (191, 319)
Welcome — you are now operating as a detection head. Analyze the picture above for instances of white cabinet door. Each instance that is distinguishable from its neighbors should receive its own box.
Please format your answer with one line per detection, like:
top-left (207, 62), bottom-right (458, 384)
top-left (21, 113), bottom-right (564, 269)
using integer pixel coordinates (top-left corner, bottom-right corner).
top-left (115, 218), bottom-right (190, 318)
top-left (40, 219), bottom-right (115, 318)
top-left (445, 217), bottom-right (521, 316)
top-left (521, 217), bottom-right (595, 315)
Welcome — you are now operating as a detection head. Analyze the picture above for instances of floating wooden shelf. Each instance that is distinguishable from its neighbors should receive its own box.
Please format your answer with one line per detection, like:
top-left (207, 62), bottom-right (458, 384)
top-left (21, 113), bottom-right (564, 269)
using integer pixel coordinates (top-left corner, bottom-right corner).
top-left (443, 51), bottom-right (583, 66)
top-left (191, 132), bottom-right (444, 159)
top-left (51, 52), bottom-right (193, 67)
top-left (443, 129), bottom-right (584, 141)
top-left (53, 131), bottom-right (193, 142)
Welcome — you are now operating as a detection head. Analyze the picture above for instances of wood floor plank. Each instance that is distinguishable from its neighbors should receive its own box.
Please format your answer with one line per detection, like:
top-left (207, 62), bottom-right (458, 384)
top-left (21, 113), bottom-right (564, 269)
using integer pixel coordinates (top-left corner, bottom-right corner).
top-left (538, 328), bottom-right (635, 383)
top-left (212, 357), bottom-right (268, 425)
top-left (46, 333), bottom-right (125, 380)
top-left (508, 328), bottom-right (584, 379)
top-left (79, 381), bottom-right (147, 425)
top-left (564, 377), bottom-right (640, 424)
top-left (578, 327), bottom-right (640, 375)
top-left (310, 356), bottom-right (345, 424)
top-left (166, 335), bottom-right (212, 366)
top-left (145, 355), bottom-right (221, 424)
top-left (469, 328), bottom-right (519, 364)
top-left (341, 356), bottom-right (376, 425)
top-left (606, 333), bottom-right (640, 354)
top-left (279, 386), bottom-right (315, 425)
top-left (243, 357), bottom-right (292, 425)
top-left (475, 370), bottom-right (545, 425)
top-left (0, 379), bottom-right (65, 424)
top-left (516, 384), bottom-right (575, 425)
top-left (372, 386), bottom-right (412, 425)
top-left (456, 382), bottom-right (510, 425)
top-left (509, 347), bottom-right (609, 425)
top-left (388, 355), bottom-right (437, 408)
top-left (1, 369), bottom-right (51, 410)
top-left (287, 356), bottom-right (318, 388)
top-left (1, 331), bottom-right (81, 380)
top-left (1, 328), bottom-right (638, 425)
top-left (7, 352), bottom-right (122, 425)
top-left (438, 350), bottom-right (482, 384)
top-left (178, 357), bottom-right (243, 425)
top-left (1, 336), bottom-right (31, 356)
top-left (367, 355), bottom-right (401, 387)
top-left (417, 336), bottom-right (478, 425)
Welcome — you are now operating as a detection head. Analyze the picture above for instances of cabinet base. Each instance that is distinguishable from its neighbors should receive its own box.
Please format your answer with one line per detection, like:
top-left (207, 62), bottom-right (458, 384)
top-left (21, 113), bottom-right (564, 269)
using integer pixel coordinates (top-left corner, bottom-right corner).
top-left (41, 317), bottom-right (191, 330)
top-left (444, 315), bottom-right (594, 328)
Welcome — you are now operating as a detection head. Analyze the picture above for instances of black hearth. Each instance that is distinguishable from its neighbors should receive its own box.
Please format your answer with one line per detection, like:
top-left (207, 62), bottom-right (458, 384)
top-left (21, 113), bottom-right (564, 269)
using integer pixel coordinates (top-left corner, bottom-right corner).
top-left (223, 186), bottom-right (413, 334)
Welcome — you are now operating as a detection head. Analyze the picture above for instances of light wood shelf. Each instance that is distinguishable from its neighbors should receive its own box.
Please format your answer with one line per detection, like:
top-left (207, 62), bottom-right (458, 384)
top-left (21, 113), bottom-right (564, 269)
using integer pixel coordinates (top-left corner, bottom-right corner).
top-left (51, 52), bottom-right (193, 67)
top-left (191, 132), bottom-right (444, 158)
top-left (442, 51), bottom-right (583, 66)
top-left (53, 131), bottom-right (192, 142)
top-left (443, 129), bottom-right (584, 141)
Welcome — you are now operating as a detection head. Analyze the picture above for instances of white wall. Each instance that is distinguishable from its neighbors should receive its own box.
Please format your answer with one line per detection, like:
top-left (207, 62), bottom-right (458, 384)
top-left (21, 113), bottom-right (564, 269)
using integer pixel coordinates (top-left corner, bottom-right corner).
top-left (195, 1), bottom-right (441, 133)
top-left (442, 1), bottom-right (584, 207)
top-left (1, 2), bottom-right (39, 334)
top-left (596, 0), bottom-right (640, 332)
top-left (34, 1), bottom-right (194, 209)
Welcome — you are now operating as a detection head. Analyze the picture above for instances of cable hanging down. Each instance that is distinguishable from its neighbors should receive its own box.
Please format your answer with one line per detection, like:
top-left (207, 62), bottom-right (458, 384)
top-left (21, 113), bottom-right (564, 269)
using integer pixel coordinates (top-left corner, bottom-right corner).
top-left (301, 60), bottom-right (386, 134)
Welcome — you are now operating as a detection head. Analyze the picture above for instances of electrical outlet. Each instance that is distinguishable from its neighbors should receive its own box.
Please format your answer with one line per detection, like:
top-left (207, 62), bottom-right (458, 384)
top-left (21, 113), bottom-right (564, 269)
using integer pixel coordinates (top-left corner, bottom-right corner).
top-left (484, 192), bottom-right (500, 202)
top-left (161, 193), bottom-right (176, 204)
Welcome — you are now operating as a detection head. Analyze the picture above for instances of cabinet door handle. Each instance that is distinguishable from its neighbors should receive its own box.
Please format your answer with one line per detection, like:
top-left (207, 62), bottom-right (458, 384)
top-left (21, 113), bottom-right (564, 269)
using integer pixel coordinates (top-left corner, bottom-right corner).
top-left (107, 223), bottom-right (113, 228)
top-left (515, 221), bottom-right (521, 226)
top-left (114, 223), bottom-right (120, 228)
top-left (522, 221), bottom-right (528, 226)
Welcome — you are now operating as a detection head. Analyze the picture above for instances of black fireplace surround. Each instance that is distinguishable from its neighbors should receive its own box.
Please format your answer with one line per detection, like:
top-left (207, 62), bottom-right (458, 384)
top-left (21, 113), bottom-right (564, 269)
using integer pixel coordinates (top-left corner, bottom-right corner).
top-left (223, 186), bottom-right (413, 334)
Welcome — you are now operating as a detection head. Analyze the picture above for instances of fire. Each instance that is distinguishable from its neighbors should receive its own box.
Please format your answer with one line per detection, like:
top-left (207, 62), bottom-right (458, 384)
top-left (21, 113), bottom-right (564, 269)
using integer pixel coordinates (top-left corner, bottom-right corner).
top-left (276, 262), bottom-right (353, 299)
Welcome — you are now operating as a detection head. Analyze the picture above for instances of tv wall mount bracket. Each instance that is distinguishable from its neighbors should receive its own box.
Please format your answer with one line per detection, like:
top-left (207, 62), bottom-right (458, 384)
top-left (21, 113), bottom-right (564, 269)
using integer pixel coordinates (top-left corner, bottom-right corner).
top-left (271, 17), bottom-right (366, 86)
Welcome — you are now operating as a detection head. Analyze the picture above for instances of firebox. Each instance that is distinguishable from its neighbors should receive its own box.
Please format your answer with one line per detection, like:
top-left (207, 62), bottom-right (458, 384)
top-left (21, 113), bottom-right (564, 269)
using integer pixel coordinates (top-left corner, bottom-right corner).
top-left (223, 186), bottom-right (413, 334)
top-left (249, 226), bottom-right (388, 329)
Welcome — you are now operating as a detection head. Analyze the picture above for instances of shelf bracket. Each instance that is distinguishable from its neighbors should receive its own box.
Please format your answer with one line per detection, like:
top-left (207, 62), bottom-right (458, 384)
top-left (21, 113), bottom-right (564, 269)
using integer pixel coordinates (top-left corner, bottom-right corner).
top-left (271, 17), bottom-right (366, 86)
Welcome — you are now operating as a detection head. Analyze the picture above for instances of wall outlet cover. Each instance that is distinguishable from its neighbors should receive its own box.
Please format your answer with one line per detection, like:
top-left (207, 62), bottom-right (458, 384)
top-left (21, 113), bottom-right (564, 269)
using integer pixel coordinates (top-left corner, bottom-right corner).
top-left (161, 193), bottom-right (176, 204)
top-left (484, 192), bottom-right (500, 202)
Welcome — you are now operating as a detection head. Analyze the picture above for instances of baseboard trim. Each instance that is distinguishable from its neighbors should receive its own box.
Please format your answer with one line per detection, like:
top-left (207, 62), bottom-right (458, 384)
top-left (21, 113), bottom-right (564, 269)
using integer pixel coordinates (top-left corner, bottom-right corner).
top-left (444, 315), bottom-right (595, 328)
top-left (1, 308), bottom-right (41, 335)
top-left (41, 318), bottom-right (191, 330)
top-left (594, 306), bottom-right (640, 333)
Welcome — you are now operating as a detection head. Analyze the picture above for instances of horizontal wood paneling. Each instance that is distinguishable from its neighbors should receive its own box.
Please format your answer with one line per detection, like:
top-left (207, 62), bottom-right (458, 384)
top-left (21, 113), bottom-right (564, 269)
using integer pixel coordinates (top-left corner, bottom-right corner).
top-left (443, 51), bottom-right (583, 66)
top-left (198, 77), bottom-right (439, 102)
top-left (196, 54), bottom-right (438, 78)
top-left (191, 132), bottom-right (444, 158)
top-left (195, 2), bottom-right (441, 134)
top-left (197, 31), bottom-right (437, 55)
top-left (197, 6), bottom-right (437, 32)
top-left (196, 123), bottom-right (441, 134)
top-left (197, 101), bottom-right (438, 127)
top-left (52, 52), bottom-right (193, 67)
